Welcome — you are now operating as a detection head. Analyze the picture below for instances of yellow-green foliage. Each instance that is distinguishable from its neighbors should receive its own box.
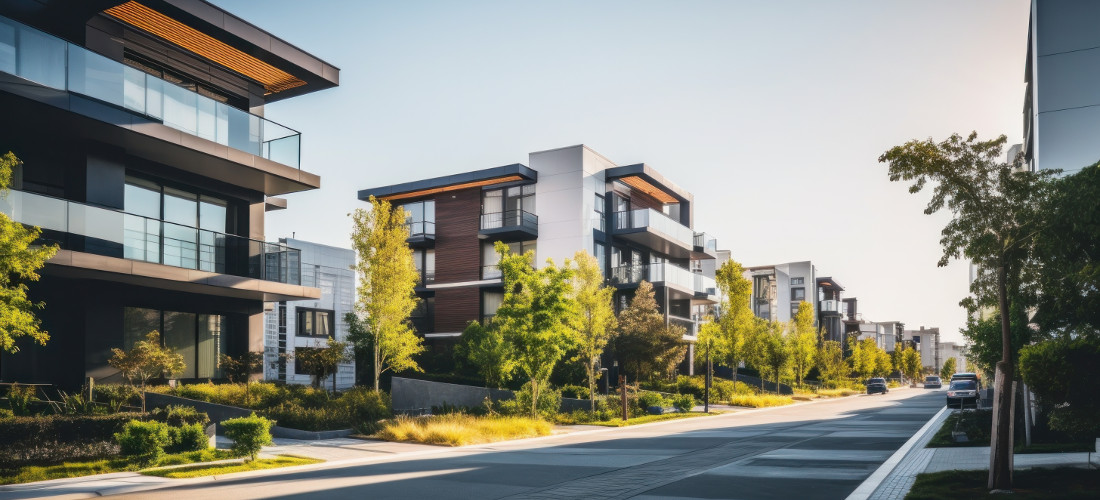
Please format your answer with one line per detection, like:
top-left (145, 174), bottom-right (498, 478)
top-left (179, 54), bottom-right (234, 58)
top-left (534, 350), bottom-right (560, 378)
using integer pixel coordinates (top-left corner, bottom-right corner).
top-left (376, 415), bottom-right (551, 446)
top-left (582, 413), bottom-right (713, 427)
top-left (727, 394), bottom-right (794, 408)
top-left (0, 449), bottom-right (232, 485)
top-left (142, 455), bottom-right (320, 478)
top-left (816, 388), bottom-right (861, 398)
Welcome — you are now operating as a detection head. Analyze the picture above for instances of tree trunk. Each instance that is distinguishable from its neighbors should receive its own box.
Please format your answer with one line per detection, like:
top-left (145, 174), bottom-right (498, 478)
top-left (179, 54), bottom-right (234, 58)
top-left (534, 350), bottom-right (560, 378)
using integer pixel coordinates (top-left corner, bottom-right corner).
top-left (332, 370), bottom-right (337, 394)
top-left (373, 338), bottom-right (381, 392)
top-left (530, 379), bottom-right (539, 419)
top-left (988, 264), bottom-right (1015, 491)
top-left (586, 361), bottom-right (596, 413)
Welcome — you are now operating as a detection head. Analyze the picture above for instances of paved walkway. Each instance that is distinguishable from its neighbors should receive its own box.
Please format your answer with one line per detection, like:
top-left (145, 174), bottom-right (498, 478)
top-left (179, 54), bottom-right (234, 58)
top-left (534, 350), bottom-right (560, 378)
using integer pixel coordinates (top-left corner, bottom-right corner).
top-left (860, 405), bottom-right (1098, 500)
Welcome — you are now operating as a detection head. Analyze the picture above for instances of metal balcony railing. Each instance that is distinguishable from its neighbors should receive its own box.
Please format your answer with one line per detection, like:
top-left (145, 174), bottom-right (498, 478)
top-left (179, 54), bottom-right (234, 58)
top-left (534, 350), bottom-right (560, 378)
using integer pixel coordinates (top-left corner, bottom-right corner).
top-left (693, 232), bottom-right (718, 252)
top-left (610, 263), bottom-right (695, 291)
top-left (482, 265), bottom-right (502, 280)
top-left (694, 273), bottom-right (717, 296)
top-left (0, 15), bottom-right (301, 168)
top-left (1, 189), bottom-right (300, 284)
top-left (406, 221), bottom-right (436, 238)
top-left (480, 210), bottom-right (538, 232)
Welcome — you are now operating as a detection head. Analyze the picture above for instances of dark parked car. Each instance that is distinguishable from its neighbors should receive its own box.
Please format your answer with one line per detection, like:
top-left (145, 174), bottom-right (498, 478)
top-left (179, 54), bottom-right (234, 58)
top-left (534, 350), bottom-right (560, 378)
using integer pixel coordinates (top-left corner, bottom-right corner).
top-left (866, 377), bottom-right (888, 395)
top-left (924, 376), bottom-right (942, 389)
top-left (946, 379), bottom-right (981, 408)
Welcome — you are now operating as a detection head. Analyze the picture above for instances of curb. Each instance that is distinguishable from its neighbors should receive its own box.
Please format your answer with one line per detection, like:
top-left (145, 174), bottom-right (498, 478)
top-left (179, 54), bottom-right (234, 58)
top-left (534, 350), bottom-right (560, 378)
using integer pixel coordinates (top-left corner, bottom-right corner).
top-left (846, 404), bottom-right (949, 500)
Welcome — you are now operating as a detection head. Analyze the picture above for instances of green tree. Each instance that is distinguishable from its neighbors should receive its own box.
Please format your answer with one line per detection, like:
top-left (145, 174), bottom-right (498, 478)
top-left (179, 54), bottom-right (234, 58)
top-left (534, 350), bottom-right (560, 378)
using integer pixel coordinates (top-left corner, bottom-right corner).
top-left (0, 152), bottom-right (59, 354)
top-left (351, 196), bottom-right (425, 391)
top-left (614, 281), bottom-right (686, 383)
top-left (940, 357), bottom-right (957, 381)
top-left (849, 337), bottom-right (878, 381)
top-left (874, 347), bottom-right (893, 378)
top-left (761, 321), bottom-right (790, 391)
top-left (816, 340), bottom-right (847, 388)
top-left (454, 320), bottom-right (515, 389)
top-left (880, 132), bottom-right (1056, 490)
top-left (961, 304), bottom-right (1031, 377)
top-left (218, 352), bottom-right (264, 383)
top-left (743, 317), bottom-right (771, 390)
top-left (899, 345), bottom-right (922, 385)
top-left (787, 301), bottom-right (817, 387)
top-left (1032, 163), bottom-right (1100, 332)
top-left (569, 251), bottom-right (616, 411)
top-left (712, 259), bottom-right (755, 382)
top-left (292, 337), bottom-right (353, 393)
top-left (108, 331), bottom-right (185, 411)
top-left (493, 241), bottom-right (577, 418)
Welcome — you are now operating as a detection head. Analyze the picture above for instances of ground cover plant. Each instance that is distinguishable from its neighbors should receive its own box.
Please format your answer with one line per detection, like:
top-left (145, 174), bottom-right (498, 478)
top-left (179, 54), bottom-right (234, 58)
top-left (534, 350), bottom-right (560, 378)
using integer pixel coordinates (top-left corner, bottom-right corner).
top-left (726, 394), bottom-right (793, 408)
top-left (142, 455), bottom-right (321, 479)
top-left (927, 410), bottom-right (993, 448)
top-left (0, 449), bottom-right (234, 485)
top-left (906, 468), bottom-right (1100, 500)
top-left (376, 414), bottom-right (551, 446)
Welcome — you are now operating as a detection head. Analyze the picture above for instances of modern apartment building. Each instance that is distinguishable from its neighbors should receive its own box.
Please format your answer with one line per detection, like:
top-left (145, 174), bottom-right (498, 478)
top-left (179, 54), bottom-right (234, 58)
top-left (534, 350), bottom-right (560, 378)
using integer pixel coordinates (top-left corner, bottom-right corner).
top-left (906, 327), bottom-right (942, 371)
top-left (744, 262), bottom-right (848, 343)
top-left (0, 1), bottom-right (337, 387)
top-left (1023, 0), bottom-right (1100, 174)
top-left (357, 144), bottom-right (720, 371)
top-left (263, 239), bottom-right (355, 390)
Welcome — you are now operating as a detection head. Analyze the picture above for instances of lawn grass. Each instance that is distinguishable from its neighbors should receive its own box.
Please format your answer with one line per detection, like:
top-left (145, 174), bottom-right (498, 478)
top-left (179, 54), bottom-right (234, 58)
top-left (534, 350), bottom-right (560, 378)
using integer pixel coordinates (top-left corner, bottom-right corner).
top-left (817, 388), bottom-right (861, 398)
top-left (906, 468), bottom-right (1100, 499)
top-left (582, 412), bottom-right (716, 427)
top-left (376, 414), bottom-right (552, 446)
top-left (726, 394), bottom-right (794, 408)
top-left (142, 455), bottom-right (321, 479)
top-left (0, 449), bottom-right (235, 485)
top-left (927, 410), bottom-right (992, 448)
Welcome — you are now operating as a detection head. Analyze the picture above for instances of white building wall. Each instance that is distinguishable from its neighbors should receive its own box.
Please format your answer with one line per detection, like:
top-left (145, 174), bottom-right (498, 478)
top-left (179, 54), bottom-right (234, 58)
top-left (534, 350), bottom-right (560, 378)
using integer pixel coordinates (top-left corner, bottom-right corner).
top-left (529, 145), bottom-right (589, 267)
top-left (263, 239), bottom-right (356, 390)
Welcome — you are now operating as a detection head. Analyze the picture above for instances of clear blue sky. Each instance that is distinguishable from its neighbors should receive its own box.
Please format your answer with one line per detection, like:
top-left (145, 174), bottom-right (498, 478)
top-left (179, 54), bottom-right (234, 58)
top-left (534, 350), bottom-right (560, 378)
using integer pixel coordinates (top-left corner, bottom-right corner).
top-left (213, 0), bottom-right (1030, 344)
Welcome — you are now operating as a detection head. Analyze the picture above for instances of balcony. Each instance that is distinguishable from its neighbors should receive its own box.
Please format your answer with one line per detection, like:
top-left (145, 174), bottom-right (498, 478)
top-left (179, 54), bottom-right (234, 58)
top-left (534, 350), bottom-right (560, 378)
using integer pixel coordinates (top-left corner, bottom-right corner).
top-left (0, 16), bottom-right (301, 168)
top-left (609, 262), bottom-right (695, 299)
top-left (482, 265), bottom-right (502, 280)
top-left (479, 210), bottom-right (538, 241)
top-left (693, 273), bottom-right (718, 304)
top-left (669, 315), bottom-right (697, 340)
top-left (612, 209), bottom-right (694, 259)
top-left (2, 190), bottom-right (301, 285)
top-left (406, 221), bottom-right (435, 247)
top-left (820, 299), bottom-right (843, 315)
top-left (693, 232), bottom-right (718, 259)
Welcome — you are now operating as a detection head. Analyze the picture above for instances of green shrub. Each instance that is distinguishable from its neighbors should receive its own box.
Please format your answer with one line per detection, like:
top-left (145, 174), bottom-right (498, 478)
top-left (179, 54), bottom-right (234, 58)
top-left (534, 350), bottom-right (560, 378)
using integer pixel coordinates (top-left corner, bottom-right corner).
top-left (0, 408), bottom-right (13, 419)
top-left (339, 387), bottom-right (392, 434)
top-left (0, 413), bottom-right (145, 468)
top-left (672, 393), bottom-right (696, 412)
top-left (94, 385), bottom-right (140, 413)
top-left (637, 391), bottom-right (666, 410)
top-left (115, 420), bottom-right (169, 464)
top-left (167, 423), bottom-right (209, 453)
top-left (222, 413), bottom-right (273, 461)
top-left (559, 384), bottom-right (590, 399)
top-left (262, 402), bottom-right (349, 432)
top-left (6, 384), bottom-right (38, 416)
top-left (150, 405), bottom-right (209, 428)
top-left (513, 384), bottom-right (561, 419)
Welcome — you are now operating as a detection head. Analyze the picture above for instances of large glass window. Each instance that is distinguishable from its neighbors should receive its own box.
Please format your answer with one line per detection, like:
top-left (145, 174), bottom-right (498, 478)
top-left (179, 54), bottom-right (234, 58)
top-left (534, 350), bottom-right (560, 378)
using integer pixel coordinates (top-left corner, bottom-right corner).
top-left (412, 249), bottom-right (436, 284)
top-left (124, 179), bottom-right (161, 262)
top-left (482, 240), bottom-right (535, 278)
top-left (402, 200), bottom-right (435, 236)
top-left (297, 309), bottom-right (333, 338)
top-left (123, 307), bottom-right (227, 379)
top-left (164, 311), bottom-right (197, 379)
top-left (196, 314), bottom-right (226, 379)
top-left (482, 185), bottom-right (535, 227)
top-left (594, 242), bottom-right (606, 275)
top-left (594, 194), bottom-right (605, 229)
top-left (123, 307), bottom-right (160, 350)
top-left (123, 177), bottom-right (228, 271)
top-left (482, 291), bottom-right (504, 321)
top-left (791, 287), bottom-right (805, 301)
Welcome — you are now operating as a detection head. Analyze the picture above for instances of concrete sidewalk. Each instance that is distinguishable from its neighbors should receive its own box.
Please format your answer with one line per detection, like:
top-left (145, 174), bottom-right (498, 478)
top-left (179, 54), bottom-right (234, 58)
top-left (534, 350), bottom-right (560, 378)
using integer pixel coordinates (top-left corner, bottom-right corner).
top-left (857, 408), bottom-right (1097, 500)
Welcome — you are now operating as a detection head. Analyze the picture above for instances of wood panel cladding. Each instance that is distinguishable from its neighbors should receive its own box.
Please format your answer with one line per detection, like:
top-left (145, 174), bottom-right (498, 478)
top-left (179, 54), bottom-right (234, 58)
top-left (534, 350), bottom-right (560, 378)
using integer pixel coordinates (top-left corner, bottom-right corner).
top-left (434, 188), bottom-right (482, 283)
top-left (433, 287), bottom-right (479, 333)
top-left (611, 180), bottom-right (666, 212)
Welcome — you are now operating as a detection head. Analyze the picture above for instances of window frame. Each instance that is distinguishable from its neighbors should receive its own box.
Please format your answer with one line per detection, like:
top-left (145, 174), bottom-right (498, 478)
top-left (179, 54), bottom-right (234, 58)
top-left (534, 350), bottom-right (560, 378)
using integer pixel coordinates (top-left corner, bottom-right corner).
top-left (296, 307), bottom-right (335, 338)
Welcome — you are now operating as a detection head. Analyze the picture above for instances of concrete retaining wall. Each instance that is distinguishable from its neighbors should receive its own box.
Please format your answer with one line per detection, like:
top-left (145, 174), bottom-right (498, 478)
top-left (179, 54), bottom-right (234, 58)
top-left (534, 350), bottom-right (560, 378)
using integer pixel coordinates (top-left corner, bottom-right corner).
top-left (392, 377), bottom-right (594, 414)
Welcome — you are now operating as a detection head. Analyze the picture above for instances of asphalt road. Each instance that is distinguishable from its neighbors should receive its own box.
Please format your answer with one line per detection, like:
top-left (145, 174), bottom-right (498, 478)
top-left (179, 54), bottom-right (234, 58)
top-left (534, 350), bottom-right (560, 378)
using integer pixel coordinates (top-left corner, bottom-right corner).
top-left (107, 388), bottom-right (946, 500)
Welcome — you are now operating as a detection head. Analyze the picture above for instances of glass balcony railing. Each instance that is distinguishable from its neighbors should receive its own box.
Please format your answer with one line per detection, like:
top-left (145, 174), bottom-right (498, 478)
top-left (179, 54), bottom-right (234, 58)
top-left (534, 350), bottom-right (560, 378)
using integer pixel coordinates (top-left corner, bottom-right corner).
top-left (694, 273), bottom-right (717, 296)
top-left (613, 209), bottom-right (694, 248)
top-left (406, 221), bottom-right (435, 238)
top-left (480, 210), bottom-right (538, 232)
top-left (693, 232), bottom-right (717, 252)
top-left (669, 315), bottom-right (697, 337)
top-left (610, 262), bottom-right (695, 291)
top-left (820, 299), bottom-right (841, 314)
top-left (482, 264), bottom-right (502, 280)
top-left (1, 189), bottom-right (300, 284)
top-left (0, 15), bottom-right (301, 168)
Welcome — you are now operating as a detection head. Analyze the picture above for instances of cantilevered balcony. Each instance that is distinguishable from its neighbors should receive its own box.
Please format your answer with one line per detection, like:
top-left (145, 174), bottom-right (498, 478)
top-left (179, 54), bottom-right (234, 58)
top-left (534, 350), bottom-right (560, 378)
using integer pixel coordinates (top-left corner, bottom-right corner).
top-left (1, 190), bottom-right (311, 299)
top-left (693, 232), bottom-right (718, 259)
top-left (479, 210), bottom-right (538, 241)
top-left (693, 273), bottom-right (718, 305)
top-left (609, 262), bottom-right (695, 299)
top-left (406, 221), bottom-right (435, 247)
top-left (612, 209), bottom-right (694, 259)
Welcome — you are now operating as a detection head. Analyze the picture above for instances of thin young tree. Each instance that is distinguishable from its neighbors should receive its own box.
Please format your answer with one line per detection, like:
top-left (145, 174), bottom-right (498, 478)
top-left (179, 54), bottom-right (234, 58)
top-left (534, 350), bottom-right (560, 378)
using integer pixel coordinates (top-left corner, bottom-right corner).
top-left (940, 357), bottom-right (957, 381)
top-left (569, 251), bottom-right (616, 412)
top-left (291, 337), bottom-right (353, 393)
top-left (880, 132), bottom-right (1056, 489)
top-left (787, 301), bottom-right (817, 387)
top-left (614, 281), bottom-right (685, 383)
top-left (350, 196), bottom-right (424, 391)
top-left (761, 321), bottom-right (791, 392)
top-left (711, 259), bottom-right (754, 383)
top-left (108, 331), bottom-right (185, 411)
top-left (816, 340), bottom-right (847, 388)
top-left (0, 152), bottom-right (58, 354)
top-left (454, 320), bottom-right (516, 389)
top-left (493, 242), bottom-right (577, 418)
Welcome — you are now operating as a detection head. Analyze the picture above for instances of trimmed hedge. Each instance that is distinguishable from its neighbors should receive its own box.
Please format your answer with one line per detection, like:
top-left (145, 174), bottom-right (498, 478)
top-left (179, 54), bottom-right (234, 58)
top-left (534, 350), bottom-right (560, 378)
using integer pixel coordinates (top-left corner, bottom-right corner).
top-left (223, 413), bottom-right (273, 461)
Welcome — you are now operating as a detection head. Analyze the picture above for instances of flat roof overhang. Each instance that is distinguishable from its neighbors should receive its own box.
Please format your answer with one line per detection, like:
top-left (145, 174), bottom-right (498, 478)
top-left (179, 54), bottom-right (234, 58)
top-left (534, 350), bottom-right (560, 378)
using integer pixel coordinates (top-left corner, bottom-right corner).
top-left (817, 277), bottom-right (845, 291)
top-left (612, 229), bottom-right (693, 259)
top-left (358, 164), bottom-right (537, 203)
top-left (605, 164), bottom-right (694, 205)
top-left (0, 77), bottom-right (320, 196)
top-left (45, 250), bottom-right (321, 302)
top-left (0, 0), bottom-right (339, 102)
